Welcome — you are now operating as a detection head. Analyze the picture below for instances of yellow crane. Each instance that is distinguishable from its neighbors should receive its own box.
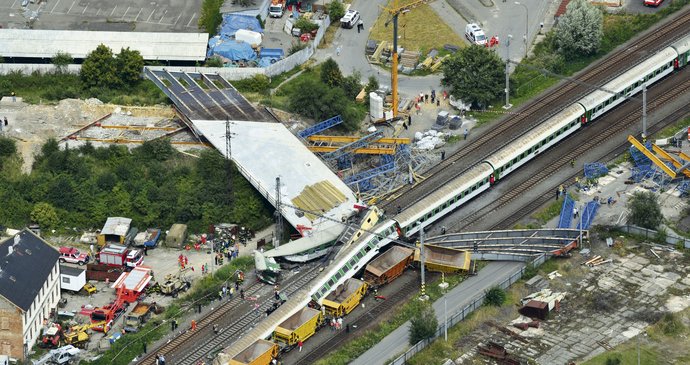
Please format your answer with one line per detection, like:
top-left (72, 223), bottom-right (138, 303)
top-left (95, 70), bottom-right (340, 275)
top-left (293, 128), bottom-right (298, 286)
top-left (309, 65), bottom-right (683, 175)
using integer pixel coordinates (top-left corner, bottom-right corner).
top-left (382, 0), bottom-right (429, 117)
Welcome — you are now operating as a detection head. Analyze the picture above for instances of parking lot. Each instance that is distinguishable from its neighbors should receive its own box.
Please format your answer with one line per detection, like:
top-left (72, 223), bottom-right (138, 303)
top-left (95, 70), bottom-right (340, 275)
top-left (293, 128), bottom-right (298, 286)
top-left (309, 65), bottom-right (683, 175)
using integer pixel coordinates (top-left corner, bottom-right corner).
top-left (0, 0), bottom-right (202, 31)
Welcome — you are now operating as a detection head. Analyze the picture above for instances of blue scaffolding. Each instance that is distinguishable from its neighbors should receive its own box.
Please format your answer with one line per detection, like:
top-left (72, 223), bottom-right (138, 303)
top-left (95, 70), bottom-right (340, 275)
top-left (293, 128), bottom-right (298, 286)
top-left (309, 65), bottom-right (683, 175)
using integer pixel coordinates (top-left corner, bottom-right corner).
top-left (630, 142), bottom-right (652, 168)
top-left (576, 200), bottom-right (600, 230)
top-left (344, 154), bottom-right (396, 192)
top-left (557, 194), bottom-right (575, 229)
top-left (298, 115), bottom-right (343, 138)
top-left (584, 163), bottom-right (609, 179)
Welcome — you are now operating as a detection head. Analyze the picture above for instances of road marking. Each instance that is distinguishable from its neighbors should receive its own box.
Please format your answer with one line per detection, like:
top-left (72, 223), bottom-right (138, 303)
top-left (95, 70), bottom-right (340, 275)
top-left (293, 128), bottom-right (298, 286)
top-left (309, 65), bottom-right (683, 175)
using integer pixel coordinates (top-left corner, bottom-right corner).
top-left (186, 12), bottom-right (196, 27)
top-left (67, 0), bottom-right (75, 14)
top-left (81, 4), bottom-right (87, 15)
top-left (11, 0), bottom-right (16, 9)
top-left (158, 9), bottom-right (167, 24)
top-left (121, 6), bottom-right (130, 20)
top-left (96, 8), bottom-right (100, 16)
top-left (50, 0), bottom-right (60, 13)
top-left (174, 12), bottom-right (181, 25)
top-left (146, 8), bottom-right (155, 22)
top-left (134, 8), bottom-right (142, 21)
top-left (110, 5), bottom-right (116, 16)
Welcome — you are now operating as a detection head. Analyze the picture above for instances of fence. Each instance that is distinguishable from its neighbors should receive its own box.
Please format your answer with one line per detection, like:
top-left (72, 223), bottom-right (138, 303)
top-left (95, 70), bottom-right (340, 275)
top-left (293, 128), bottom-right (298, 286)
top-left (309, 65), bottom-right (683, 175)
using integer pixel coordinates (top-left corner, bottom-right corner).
top-left (616, 224), bottom-right (690, 248)
top-left (0, 63), bottom-right (82, 75)
top-left (389, 254), bottom-right (548, 365)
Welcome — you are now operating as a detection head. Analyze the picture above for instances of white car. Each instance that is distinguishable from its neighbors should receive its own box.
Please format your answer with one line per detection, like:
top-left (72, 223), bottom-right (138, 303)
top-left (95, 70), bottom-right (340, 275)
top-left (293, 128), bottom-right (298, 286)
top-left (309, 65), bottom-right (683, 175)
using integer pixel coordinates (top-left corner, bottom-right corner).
top-left (341, 10), bottom-right (360, 29)
top-left (465, 23), bottom-right (487, 46)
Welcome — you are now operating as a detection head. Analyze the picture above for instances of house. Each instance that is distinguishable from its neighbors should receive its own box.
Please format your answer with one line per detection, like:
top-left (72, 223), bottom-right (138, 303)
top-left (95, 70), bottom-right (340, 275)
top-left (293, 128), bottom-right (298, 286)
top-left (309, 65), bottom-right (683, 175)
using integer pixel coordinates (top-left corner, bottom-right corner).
top-left (97, 217), bottom-right (133, 247)
top-left (0, 230), bottom-right (61, 360)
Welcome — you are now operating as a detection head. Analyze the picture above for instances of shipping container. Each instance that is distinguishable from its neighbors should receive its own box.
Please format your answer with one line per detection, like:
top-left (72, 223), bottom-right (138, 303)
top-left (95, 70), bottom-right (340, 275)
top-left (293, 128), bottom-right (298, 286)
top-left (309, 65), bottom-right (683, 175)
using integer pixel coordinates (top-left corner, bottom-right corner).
top-left (322, 278), bottom-right (368, 317)
top-left (86, 263), bottom-right (125, 282)
top-left (414, 244), bottom-right (471, 273)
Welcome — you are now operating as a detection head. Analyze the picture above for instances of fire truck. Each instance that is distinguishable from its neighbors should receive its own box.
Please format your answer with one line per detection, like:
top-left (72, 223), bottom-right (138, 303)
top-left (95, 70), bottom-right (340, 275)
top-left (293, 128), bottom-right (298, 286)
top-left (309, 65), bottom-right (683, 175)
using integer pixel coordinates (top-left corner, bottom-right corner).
top-left (96, 244), bottom-right (143, 270)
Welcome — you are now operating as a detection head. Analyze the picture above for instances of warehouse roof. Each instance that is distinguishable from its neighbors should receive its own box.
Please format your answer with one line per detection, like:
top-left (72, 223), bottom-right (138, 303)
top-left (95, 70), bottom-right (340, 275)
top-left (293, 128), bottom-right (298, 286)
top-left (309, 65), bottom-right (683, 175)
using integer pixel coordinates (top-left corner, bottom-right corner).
top-left (101, 217), bottom-right (132, 237)
top-left (0, 230), bottom-right (59, 311)
top-left (0, 29), bottom-right (208, 61)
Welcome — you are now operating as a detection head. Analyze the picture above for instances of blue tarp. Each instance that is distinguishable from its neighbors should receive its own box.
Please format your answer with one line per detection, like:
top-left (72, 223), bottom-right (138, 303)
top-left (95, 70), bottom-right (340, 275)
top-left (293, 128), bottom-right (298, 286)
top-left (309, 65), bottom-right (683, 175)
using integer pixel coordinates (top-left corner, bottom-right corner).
top-left (557, 194), bottom-right (575, 229)
top-left (208, 40), bottom-right (257, 61)
top-left (220, 14), bottom-right (263, 39)
top-left (260, 48), bottom-right (284, 58)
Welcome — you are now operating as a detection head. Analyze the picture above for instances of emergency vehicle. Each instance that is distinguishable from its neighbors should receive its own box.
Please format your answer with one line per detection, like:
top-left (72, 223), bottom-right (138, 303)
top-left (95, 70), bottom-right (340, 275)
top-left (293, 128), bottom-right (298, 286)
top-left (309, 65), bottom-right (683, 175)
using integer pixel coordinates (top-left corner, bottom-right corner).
top-left (643, 0), bottom-right (663, 6)
top-left (59, 247), bottom-right (90, 265)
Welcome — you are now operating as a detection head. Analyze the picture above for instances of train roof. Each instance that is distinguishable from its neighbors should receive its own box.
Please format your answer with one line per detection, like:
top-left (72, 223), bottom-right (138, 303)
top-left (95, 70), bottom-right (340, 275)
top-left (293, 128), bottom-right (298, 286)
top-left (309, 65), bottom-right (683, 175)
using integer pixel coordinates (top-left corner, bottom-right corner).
top-left (484, 104), bottom-right (583, 169)
top-left (670, 33), bottom-right (690, 57)
top-left (324, 278), bottom-right (366, 302)
top-left (393, 163), bottom-right (493, 228)
top-left (578, 47), bottom-right (677, 110)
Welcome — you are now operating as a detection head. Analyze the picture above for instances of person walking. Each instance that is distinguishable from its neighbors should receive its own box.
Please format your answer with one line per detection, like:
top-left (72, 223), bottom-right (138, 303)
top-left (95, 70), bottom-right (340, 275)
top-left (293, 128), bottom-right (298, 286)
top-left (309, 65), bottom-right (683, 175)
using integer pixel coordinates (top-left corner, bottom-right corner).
top-left (573, 207), bottom-right (579, 219)
top-left (143, 341), bottom-right (147, 354)
top-left (240, 288), bottom-right (245, 300)
top-left (571, 158), bottom-right (575, 168)
top-left (337, 317), bottom-right (343, 331)
top-left (191, 320), bottom-right (197, 331)
top-left (336, 45), bottom-right (342, 56)
top-left (144, 246), bottom-right (148, 256)
top-left (408, 114), bottom-right (412, 126)
top-left (464, 128), bottom-right (469, 140)
top-left (159, 354), bottom-right (166, 365)
top-left (213, 324), bottom-right (219, 334)
top-left (11, 92), bottom-right (15, 102)
top-left (298, 340), bottom-right (303, 352)
top-left (155, 354), bottom-right (160, 365)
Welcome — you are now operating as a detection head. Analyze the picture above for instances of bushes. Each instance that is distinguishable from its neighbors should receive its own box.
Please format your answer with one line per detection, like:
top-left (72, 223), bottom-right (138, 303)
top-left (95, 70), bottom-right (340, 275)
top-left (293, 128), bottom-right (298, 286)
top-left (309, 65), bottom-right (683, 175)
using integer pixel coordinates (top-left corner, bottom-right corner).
top-left (232, 74), bottom-right (271, 95)
top-left (294, 17), bottom-right (319, 34)
top-left (484, 286), bottom-right (506, 307)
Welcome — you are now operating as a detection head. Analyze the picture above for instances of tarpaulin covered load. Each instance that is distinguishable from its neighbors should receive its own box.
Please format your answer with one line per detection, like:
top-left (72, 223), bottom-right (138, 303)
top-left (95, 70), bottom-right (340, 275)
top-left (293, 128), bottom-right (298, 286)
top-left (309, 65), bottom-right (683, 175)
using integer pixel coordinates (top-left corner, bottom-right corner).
top-left (208, 39), bottom-right (257, 61)
top-left (236, 29), bottom-right (262, 46)
top-left (220, 14), bottom-right (264, 39)
top-left (258, 47), bottom-right (285, 67)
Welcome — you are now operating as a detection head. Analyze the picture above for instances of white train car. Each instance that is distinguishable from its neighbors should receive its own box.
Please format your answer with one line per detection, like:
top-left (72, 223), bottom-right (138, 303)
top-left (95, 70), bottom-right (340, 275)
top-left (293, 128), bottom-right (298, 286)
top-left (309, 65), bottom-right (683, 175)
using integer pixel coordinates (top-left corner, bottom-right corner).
top-left (578, 47), bottom-right (677, 122)
top-left (393, 163), bottom-right (494, 237)
top-left (671, 33), bottom-right (690, 68)
top-left (484, 104), bottom-right (585, 180)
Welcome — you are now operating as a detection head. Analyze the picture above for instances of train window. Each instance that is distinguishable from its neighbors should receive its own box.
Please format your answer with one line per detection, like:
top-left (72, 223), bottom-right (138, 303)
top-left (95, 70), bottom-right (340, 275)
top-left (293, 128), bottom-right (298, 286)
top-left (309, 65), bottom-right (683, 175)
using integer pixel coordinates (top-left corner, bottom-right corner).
top-left (364, 245), bottom-right (371, 253)
top-left (356, 252), bottom-right (364, 259)
top-left (349, 258), bottom-right (357, 267)
top-left (334, 271), bottom-right (342, 281)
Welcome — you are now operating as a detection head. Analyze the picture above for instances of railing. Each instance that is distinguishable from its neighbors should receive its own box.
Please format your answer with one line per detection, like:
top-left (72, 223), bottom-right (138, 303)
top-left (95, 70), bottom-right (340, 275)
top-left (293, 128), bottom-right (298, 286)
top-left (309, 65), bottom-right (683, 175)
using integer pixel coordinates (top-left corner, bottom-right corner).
top-left (617, 224), bottom-right (690, 248)
top-left (388, 254), bottom-right (548, 365)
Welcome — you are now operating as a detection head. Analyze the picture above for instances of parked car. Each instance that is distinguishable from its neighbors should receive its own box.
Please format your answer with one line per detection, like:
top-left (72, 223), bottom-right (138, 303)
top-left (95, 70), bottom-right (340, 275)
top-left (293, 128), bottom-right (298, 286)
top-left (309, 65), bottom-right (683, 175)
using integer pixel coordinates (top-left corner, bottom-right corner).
top-left (59, 247), bottom-right (90, 265)
top-left (341, 9), bottom-right (360, 29)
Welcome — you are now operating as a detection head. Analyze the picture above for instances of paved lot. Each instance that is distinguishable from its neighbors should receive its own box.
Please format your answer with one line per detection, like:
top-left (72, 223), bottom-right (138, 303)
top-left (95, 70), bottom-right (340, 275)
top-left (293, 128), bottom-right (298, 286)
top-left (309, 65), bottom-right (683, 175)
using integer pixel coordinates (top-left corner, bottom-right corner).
top-left (262, 14), bottom-right (298, 51)
top-left (0, 0), bottom-right (202, 32)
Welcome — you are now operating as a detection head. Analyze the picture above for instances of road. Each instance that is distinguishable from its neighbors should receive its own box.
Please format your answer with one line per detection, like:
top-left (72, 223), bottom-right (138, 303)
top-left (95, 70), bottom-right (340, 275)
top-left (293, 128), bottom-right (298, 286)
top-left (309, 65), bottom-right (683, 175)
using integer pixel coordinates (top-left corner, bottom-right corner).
top-left (350, 261), bottom-right (524, 365)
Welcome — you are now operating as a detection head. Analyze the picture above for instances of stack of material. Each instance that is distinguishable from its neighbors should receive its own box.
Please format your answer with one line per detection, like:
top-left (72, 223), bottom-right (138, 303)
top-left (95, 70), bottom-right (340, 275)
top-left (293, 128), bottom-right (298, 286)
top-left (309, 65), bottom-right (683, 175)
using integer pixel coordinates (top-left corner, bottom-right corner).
top-left (291, 181), bottom-right (347, 221)
top-left (519, 288), bottom-right (566, 320)
top-left (581, 255), bottom-right (612, 267)
top-left (399, 50), bottom-right (420, 68)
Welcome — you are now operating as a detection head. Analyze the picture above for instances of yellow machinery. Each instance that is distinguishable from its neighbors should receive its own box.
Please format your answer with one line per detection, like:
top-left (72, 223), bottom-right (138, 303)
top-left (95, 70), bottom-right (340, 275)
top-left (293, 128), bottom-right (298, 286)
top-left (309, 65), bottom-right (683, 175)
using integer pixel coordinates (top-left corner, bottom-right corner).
top-left (322, 278), bottom-right (368, 317)
top-left (382, 0), bottom-right (429, 117)
top-left (63, 321), bottom-right (106, 347)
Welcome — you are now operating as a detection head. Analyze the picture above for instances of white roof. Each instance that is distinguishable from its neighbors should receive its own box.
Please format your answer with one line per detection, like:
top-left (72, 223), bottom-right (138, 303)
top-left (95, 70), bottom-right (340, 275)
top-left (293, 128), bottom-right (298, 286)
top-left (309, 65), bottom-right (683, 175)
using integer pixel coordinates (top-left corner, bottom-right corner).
top-left (0, 29), bottom-right (209, 61)
top-left (192, 120), bottom-right (358, 233)
top-left (112, 267), bottom-right (152, 292)
top-left (101, 217), bottom-right (132, 237)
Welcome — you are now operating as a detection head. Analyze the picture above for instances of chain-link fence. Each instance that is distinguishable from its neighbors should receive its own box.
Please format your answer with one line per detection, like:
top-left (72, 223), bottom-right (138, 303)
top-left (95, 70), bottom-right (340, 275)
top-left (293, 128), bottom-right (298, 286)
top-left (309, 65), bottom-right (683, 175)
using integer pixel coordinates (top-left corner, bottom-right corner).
top-left (389, 254), bottom-right (547, 365)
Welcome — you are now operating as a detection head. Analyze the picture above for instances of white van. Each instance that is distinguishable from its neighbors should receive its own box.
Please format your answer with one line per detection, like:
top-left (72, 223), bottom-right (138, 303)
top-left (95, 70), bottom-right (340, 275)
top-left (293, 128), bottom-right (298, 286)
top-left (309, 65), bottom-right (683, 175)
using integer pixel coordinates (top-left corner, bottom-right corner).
top-left (465, 23), bottom-right (487, 46)
top-left (341, 10), bottom-right (360, 29)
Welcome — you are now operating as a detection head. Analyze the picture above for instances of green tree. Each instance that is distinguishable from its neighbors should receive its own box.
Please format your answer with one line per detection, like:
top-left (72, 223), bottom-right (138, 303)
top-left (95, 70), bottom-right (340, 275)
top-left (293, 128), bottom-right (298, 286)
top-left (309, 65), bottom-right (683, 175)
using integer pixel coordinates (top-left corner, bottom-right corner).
top-left (409, 303), bottom-right (438, 344)
top-left (199, 0), bottom-right (224, 36)
top-left (484, 286), bottom-right (506, 306)
top-left (341, 72), bottom-right (363, 100)
top-left (0, 137), bottom-right (17, 158)
top-left (555, 0), bottom-right (603, 57)
top-left (327, 0), bottom-right (346, 21)
top-left (51, 51), bottom-right (73, 73)
top-left (441, 45), bottom-right (504, 108)
top-left (30, 202), bottom-right (59, 229)
top-left (205, 56), bottom-right (224, 67)
top-left (320, 58), bottom-right (343, 87)
top-left (627, 191), bottom-right (663, 229)
top-left (294, 17), bottom-right (319, 34)
top-left (116, 47), bottom-right (144, 87)
top-left (81, 44), bottom-right (119, 88)
top-left (365, 75), bottom-right (379, 93)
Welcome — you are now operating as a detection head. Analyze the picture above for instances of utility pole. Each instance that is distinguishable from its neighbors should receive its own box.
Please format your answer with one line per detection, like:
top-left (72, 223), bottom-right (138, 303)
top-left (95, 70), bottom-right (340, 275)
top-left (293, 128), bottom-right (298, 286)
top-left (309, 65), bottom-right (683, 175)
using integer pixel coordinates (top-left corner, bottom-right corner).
top-left (503, 35), bottom-right (513, 110)
top-left (444, 298), bottom-right (448, 341)
top-left (274, 176), bottom-right (284, 247)
top-left (419, 225), bottom-right (428, 301)
top-left (225, 120), bottom-right (235, 205)
top-left (642, 84), bottom-right (647, 140)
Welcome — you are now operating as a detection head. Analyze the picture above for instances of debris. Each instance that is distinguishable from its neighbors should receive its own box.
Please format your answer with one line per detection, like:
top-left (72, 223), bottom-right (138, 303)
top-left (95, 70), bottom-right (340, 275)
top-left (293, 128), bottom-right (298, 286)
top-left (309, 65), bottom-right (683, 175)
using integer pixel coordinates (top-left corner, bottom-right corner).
top-left (650, 249), bottom-right (661, 259)
top-left (547, 271), bottom-right (562, 280)
top-left (477, 341), bottom-right (522, 364)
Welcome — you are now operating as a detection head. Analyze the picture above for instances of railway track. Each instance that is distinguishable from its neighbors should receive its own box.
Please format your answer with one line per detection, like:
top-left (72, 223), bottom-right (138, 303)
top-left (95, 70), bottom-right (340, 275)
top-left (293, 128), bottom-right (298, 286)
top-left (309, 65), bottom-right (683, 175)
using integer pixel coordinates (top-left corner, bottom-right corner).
top-left (137, 263), bottom-right (322, 365)
top-left (295, 270), bottom-right (436, 364)
top-left (452, 69), bottom-right (690, 232)
top-left (380, 8), bottom-right (690, 214)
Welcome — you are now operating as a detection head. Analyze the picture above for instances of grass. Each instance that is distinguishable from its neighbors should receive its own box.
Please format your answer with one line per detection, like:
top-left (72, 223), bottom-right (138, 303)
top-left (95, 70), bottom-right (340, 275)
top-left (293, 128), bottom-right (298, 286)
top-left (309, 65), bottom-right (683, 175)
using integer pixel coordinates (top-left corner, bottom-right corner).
top-left (315, 272), bottom-right (468, 365)
top-left (580, 343), bottom-right (659, 365)
top-left (656, 115), bottom-right (690, 139)
top-left (531, 197), bottom-right (565, 225)
top-left (369, 0), bottom-right (464, 55)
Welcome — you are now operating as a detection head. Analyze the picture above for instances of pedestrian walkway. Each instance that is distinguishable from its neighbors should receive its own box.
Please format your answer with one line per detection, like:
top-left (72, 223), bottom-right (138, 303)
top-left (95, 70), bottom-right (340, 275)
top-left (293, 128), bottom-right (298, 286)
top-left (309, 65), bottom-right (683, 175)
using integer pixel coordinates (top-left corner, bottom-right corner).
top-left (427, 0), bottom-right (468, 41)
top-left (351, 261), bottom-right (524, 365)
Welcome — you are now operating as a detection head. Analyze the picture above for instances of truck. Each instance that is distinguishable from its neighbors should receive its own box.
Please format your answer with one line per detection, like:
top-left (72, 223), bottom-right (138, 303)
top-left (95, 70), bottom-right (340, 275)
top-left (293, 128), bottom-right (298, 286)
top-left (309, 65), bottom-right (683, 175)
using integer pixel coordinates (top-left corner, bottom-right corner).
top-left (96, 243), bottom-right (143, 269)
top-left (158, 269), bottom-right (191, 297)
top-left (269, 0), bottom-right (285, 18)
top-left (123, 302), bottom-right (156, 333)
top-left (132, 228), bottom-right (161, 248)
top-left (90, 290), bottom-right (128, 332)
top-left (59, 247), bottom-right (90, 265)
top-left (32, 345), bottom-right (80, 365)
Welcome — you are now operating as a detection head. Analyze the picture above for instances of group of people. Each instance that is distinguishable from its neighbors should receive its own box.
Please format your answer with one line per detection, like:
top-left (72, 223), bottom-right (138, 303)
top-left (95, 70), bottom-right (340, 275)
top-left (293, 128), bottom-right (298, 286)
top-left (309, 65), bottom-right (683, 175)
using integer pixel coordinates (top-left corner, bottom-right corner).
top-left (154, 354), bottom-right (166, 365)
top-left (329, 316), bottom-right (344, 331)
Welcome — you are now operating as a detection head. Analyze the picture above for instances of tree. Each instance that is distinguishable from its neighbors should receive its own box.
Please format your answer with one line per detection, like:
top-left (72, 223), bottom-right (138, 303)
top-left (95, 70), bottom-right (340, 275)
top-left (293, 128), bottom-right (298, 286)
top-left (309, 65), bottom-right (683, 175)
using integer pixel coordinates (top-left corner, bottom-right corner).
top-left (341, 71), bottom-right (363, 100)
top-left (294, 17), bottom-right (319, 34)
top-left (441, 45), bottom-right (504, 108)
top-left (555, 0), bottom-right (603, 57)
top-left (627, 191), bottom-right (663, 229)
top-left (51, 51), bottom-right (73, 73)
top-left (199, 0), bottom-right (224, 36)
top-left (409, 303), bottom-right (438, 344)
top-left (0, 137), bottom-right (17, 158)
top-left (30, 202), bottom-right (59, 229)
top-left (116, 47), bottom-right (144, 87)
top-left (81, 44), bottom-right (119, 88)
top-left (327, 0), bottom-right (346, 21)
top-left (321, 58), bottom-right (343, 87)
top-left (484, 286), bottom-right (506, 306)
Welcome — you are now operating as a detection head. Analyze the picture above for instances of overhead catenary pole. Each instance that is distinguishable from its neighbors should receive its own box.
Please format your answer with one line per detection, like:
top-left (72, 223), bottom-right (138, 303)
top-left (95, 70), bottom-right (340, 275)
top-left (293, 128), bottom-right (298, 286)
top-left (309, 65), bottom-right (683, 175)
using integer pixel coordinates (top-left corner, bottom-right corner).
top-left (274, 176), bottom-right (284, 247)
top-left (642, 84), bottom-right (647, 140)
top-left (225, 120), bottom-right (234, 205)
top-left (391, 3), bottom-right (399, 117)
top-left (419, 224), bottom-right (428, 300)
top-left (504, 35), bottom-right (513, 110)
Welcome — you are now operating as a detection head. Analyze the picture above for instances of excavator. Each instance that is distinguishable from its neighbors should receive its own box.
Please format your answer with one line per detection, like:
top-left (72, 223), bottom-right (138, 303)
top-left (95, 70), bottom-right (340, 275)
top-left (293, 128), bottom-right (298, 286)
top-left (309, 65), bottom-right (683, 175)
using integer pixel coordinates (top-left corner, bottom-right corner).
top-left (63, 321), bottom-right (106, 348)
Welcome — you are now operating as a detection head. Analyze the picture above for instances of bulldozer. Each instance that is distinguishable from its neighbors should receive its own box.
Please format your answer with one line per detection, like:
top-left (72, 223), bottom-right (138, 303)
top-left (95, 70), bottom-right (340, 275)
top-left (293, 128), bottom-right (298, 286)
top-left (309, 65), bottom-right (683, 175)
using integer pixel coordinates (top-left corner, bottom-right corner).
top-left (63, 321), bottom-right (106, 348)
top-left (158, 268), bottom-right (192, 298)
